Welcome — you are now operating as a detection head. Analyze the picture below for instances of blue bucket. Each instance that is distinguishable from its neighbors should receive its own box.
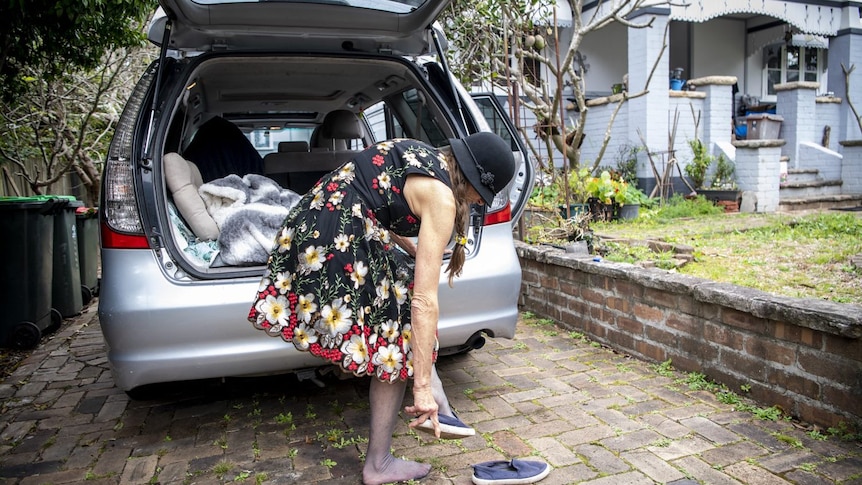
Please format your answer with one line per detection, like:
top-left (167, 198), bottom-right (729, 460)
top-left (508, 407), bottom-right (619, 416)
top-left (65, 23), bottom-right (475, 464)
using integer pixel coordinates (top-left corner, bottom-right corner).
top-left (670, 79), bottom-right (685, 91)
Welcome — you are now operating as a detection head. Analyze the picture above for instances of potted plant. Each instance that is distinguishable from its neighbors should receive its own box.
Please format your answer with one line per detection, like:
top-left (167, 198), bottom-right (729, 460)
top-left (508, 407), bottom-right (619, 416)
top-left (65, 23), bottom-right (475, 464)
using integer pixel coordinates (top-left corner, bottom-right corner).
top-left (585, 170), bottom-right (621, 221)
top-left (526, 167), bottom-right (592, 215)
top-left (684, 139), bottom-right (711, 190)
top-left (559, 167), bottom-right (592, 219)
top-left (616, 182), bottom-right (649, 220)
top-left (526, 167), bottom-right (591, 224)
top-left (685, 139), bottom-right (740, 209)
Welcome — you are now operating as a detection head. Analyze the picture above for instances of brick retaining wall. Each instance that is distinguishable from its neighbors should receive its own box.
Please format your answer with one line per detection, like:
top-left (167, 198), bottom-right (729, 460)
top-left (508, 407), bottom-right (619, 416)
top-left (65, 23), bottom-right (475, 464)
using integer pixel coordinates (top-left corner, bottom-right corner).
top-left (516, 241), bottom-right (862, 429)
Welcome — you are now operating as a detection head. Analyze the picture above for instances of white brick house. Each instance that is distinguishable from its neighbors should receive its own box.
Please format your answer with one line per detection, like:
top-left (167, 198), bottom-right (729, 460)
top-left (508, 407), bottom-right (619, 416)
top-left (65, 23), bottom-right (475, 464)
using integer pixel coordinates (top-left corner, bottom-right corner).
top-left (498, 0), bottom-right (862, 211)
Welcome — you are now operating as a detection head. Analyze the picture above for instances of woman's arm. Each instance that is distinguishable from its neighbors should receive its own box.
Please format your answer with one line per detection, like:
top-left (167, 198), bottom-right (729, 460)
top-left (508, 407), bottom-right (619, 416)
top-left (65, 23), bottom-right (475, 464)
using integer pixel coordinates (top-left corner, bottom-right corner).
top-left (400, 174), bottom-right (456, 437)
top-left (390, 232), bottom-right (418, 258)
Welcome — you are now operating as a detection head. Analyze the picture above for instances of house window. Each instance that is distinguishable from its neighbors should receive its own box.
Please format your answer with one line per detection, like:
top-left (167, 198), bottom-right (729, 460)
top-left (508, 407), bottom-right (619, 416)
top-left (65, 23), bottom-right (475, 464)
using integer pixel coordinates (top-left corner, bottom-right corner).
top-left (762, 43), bottom-right (824, 97)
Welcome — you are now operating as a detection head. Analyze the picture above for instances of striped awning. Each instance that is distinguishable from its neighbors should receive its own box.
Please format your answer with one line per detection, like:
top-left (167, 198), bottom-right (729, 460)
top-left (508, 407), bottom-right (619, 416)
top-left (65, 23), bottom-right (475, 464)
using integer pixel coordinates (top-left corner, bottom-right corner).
top-left (671, 0), bottom-right (846, 36)
top-left (790, 33), bottom-right (828, 49)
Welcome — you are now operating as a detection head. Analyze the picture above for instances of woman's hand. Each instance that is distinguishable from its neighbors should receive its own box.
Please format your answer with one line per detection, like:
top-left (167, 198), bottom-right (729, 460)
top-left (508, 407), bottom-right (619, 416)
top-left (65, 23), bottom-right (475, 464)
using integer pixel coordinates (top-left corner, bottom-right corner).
top-left (405, 385), bottom-right (440, 437)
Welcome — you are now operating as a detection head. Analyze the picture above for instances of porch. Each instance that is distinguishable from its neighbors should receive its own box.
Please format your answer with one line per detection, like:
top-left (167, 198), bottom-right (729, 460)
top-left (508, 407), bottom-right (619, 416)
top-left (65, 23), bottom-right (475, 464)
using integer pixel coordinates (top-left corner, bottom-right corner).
top-left (578, 77), bottom-right (862, 212)
top-left (510, 0), bottom-right (862, 212)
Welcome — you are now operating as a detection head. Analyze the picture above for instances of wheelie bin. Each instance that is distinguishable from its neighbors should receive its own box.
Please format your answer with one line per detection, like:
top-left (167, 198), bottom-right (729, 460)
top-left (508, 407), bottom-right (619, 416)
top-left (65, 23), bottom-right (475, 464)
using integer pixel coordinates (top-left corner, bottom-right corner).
top-left (0, 196), bottom-right (62, 349)
top-left (51, 196), bottom-right (83, 317)
top-left (75, 206), bottom-right (99, 304)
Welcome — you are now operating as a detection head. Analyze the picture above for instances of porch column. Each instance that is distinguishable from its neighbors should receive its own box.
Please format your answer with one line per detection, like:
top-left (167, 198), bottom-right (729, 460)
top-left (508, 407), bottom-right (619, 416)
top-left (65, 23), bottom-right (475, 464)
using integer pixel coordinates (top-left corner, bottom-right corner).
top-left (627, 8), bottom-right (670, 184)
top-left (775, 81), bottom-right (818, 168)
top-left (685, 76), bottom-right (737, 154)
top-left (827, 6), bottom-right (862, 144)
top-left (733, 140), bottom-right (785, 213)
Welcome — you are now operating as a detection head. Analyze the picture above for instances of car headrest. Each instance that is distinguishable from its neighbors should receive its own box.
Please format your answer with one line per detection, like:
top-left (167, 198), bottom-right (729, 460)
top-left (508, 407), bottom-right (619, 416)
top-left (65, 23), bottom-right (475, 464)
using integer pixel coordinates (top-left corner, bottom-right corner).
top-left (278, 141), bottom-right (309, 152)
top-left (311, 110), bottom-right (362, 150)
top-left (321, 110), bottom-right (362, 139)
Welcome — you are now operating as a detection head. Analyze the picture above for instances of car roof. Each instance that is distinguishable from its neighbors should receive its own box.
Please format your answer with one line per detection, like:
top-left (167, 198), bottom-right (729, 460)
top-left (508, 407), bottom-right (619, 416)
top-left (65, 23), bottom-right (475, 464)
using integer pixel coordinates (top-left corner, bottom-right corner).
top-left (154, 0), bottom-right (450, 55)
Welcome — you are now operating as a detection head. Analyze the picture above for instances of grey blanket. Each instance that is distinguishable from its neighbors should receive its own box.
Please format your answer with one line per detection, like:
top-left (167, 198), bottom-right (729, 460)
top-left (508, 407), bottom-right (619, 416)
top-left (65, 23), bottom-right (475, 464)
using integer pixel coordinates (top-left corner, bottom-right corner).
top-left (199, 174), bottom-right (300, 266)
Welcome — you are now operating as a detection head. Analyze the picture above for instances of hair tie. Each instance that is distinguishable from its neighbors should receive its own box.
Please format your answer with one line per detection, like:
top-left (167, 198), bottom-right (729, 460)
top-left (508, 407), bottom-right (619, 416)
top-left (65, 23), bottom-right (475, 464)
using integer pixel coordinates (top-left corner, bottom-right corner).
top-left (455, 234), bottom-right (468, 246)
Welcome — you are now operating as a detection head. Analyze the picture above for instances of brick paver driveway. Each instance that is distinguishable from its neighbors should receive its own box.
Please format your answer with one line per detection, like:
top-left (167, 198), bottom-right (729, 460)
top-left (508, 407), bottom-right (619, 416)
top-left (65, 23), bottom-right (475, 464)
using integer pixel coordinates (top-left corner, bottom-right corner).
top-left (1, 302), bottom-right (860, 484)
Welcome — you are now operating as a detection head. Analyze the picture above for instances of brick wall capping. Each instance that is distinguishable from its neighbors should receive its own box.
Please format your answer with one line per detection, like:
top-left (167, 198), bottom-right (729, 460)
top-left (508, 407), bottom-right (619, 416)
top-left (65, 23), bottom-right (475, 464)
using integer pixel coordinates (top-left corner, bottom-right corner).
top-left (732, 139), bottom-right (786, 148)
top-left (775, 81), bottom-right (820, 92)
top-left (816, 95), bottom-right (842, 104)
top-left (839, 139), bottom-right (862, 147)
top-left (586, 92), bottom-right (626, 107)
top-left (669, 90), bottom-right (706, 99)
top-left (515, 241), bottom-right (862, 339)
top-left (684, 75), bottom-right (737, 87)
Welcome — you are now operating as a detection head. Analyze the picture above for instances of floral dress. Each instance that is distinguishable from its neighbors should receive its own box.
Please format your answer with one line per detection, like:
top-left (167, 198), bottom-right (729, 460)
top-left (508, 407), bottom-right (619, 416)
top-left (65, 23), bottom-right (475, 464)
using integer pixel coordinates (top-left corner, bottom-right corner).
top-left (248, 139), bottom-right (450, 383)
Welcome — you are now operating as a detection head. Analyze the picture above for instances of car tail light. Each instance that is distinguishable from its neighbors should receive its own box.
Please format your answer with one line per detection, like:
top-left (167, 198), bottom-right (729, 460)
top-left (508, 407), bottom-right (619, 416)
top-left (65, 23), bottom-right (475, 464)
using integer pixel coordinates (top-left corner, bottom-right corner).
top-left (484, 201), bottom-right (512, 226)
top-left (101, 63), bottom-right (158, 249)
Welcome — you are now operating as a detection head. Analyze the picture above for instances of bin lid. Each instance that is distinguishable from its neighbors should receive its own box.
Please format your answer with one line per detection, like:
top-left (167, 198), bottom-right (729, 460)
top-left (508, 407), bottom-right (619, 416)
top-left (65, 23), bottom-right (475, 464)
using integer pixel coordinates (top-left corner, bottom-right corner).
top-left (0, 195), bottom-right (81, 210)
top-left (0, 195), bottom-right (57, 203)
top-left (745, 114), bottom-right (783, 122)
top-left (47, 195), bottom-right (83, 204)
top-left (0, 195), bottom-right (58, 210)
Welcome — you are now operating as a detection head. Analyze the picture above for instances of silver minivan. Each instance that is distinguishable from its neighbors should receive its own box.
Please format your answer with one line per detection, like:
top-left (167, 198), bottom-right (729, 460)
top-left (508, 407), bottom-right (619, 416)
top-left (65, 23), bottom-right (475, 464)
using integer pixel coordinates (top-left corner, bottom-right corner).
top-left (99, 0), bottom-right (534, 397)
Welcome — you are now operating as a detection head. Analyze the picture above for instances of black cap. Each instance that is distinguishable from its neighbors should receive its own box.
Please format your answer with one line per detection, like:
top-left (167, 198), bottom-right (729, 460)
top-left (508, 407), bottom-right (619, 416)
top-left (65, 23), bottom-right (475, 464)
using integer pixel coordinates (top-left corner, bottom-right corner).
top-left (449, 132), bottom-right (516, 205)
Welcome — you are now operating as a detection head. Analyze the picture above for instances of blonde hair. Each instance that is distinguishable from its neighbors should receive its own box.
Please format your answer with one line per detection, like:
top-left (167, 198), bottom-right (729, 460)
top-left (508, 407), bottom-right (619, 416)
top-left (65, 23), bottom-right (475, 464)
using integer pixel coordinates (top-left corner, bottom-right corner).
top-left (439, 148), bottom-right (471, 287)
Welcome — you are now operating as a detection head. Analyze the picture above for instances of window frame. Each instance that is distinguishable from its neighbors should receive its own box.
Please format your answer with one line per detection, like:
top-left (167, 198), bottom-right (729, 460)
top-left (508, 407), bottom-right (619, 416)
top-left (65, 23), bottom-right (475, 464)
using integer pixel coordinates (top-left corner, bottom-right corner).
top-left (761, 43), bottom-right (825, 101)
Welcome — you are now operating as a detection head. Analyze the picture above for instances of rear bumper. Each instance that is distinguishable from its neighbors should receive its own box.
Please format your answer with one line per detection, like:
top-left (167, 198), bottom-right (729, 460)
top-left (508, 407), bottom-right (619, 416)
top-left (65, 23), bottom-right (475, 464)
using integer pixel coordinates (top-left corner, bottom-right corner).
top-left (98, 248), bottom-right (321, 390)
top-left (98, 224), bottom-right (520, 390)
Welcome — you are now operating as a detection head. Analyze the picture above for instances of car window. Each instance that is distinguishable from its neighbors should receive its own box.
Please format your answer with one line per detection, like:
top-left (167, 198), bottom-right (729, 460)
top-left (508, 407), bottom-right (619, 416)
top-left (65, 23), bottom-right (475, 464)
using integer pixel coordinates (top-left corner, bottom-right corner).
top-left (363, 88), bottom-right (447, 146)
top-left (365, 102), bottom-right (409, 142)
top-left (472, 96), bottom-right (518, 151)
top-left (400, 89), bottom-right (448, 147)
top-left (245, 126), bottom-right (314, 157)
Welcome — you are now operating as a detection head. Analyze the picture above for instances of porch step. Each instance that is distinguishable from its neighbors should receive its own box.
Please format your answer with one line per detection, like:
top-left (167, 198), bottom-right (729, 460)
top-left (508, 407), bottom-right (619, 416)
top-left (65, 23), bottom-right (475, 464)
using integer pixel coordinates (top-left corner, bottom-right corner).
top-left (783, 168), bottom-right (820, 184)
top-left (778, 193), bottom-right (862, 212)
top-left (779, 179), bottom-right (842, 199)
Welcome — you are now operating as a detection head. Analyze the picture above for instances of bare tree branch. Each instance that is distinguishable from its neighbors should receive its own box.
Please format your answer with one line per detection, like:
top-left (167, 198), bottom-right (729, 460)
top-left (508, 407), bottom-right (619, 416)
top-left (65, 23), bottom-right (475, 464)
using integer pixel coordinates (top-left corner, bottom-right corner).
top-left (842, 63), bottom-right (862, 136)
top-left (442, 0), bottom-right (673, 212)
top-left (0, 45), bottom-right (154, 201)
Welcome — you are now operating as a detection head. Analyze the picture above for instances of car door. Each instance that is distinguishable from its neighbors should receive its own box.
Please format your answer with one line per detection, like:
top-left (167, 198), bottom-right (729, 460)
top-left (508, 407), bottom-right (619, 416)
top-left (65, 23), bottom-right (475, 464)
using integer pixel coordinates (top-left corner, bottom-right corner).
top-left (154, 0), bottom-right (450, 55)
top-left (470, 93), bottom-right (534, 223)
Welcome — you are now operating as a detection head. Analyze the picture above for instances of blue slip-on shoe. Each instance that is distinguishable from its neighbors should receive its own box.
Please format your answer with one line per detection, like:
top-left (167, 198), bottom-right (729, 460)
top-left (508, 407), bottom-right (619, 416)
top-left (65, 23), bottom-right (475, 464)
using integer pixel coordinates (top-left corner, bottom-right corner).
top-left (413, 413), bottom-right (476, 439)
top-left (471, 459), bottom-right (552, 485)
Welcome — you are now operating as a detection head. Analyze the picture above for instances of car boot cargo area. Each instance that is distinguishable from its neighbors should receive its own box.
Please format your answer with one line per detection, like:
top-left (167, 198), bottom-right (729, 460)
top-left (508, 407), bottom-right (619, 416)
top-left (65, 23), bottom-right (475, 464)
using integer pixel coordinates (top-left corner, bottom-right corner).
top-left (160, 55), bottom-right (445, 272)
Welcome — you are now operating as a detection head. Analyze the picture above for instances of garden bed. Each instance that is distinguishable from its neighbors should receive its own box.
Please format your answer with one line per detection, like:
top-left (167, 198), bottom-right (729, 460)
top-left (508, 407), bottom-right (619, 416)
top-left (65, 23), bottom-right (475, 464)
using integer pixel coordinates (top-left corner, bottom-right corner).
top-left (520, 197), bottom-right (862, 305)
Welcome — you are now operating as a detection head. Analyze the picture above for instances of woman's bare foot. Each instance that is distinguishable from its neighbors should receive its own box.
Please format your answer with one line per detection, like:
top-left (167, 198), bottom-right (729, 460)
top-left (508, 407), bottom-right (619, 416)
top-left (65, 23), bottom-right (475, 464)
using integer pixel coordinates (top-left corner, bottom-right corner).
top-left (362, 454), bottom-right (431, 485)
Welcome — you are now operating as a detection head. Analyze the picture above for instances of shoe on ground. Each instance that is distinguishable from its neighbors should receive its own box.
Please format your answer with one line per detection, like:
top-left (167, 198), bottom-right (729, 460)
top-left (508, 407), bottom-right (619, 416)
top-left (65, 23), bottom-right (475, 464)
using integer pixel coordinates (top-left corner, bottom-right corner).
top-left (413, 413), bottom-right (475, 439)
top-left (471, 459), bottom-right (552, 485)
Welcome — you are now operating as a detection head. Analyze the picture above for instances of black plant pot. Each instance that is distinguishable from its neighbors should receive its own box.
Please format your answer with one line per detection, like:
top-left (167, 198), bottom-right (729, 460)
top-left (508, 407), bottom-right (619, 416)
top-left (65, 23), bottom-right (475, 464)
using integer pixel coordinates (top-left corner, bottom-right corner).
top-left (696, 189), bottom-right (741, 204)
top-left (587, 197), bottom-right (619, 222)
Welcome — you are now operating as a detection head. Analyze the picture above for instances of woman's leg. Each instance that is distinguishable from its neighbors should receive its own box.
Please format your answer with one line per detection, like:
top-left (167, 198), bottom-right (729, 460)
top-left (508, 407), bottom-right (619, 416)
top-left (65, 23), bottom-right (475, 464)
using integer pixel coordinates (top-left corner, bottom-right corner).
top-left (430, 366), bottom-right (453, 416)
top-left (362, 378), bottom-right (431, 485)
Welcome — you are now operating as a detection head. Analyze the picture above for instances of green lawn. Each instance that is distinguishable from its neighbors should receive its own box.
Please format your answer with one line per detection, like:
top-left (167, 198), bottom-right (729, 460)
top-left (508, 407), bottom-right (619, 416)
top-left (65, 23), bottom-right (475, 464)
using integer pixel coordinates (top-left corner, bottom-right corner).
top-left (555, 201), bottom-right (862, 304)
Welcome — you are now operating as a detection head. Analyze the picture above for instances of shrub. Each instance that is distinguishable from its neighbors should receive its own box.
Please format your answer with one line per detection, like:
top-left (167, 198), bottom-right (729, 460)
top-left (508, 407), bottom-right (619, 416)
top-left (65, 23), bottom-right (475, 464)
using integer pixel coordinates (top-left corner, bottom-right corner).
top-left (656, 194), bottom-right (724, 218)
